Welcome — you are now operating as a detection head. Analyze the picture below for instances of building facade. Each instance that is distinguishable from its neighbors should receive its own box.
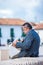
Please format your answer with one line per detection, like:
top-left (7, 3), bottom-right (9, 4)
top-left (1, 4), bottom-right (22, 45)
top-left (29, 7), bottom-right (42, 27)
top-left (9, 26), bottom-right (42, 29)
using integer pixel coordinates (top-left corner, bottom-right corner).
top-left (0, 18), bottom-right (43, 45)
top-left (0, 18), bottom-right (25, 45)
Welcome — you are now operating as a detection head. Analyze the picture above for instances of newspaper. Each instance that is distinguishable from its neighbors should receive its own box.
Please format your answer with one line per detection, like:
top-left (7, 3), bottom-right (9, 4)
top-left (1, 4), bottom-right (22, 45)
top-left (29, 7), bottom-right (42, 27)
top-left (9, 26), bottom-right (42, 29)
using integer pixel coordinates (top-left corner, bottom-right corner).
top-left (9, 38), bottom-right (20, 58)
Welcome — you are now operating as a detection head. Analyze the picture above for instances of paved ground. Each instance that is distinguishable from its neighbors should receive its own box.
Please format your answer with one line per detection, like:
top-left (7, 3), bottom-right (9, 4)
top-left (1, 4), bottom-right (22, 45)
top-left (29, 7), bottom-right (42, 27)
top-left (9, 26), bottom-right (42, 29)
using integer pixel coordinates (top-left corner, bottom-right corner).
top-left (0, 57), bottom-right (43, 65)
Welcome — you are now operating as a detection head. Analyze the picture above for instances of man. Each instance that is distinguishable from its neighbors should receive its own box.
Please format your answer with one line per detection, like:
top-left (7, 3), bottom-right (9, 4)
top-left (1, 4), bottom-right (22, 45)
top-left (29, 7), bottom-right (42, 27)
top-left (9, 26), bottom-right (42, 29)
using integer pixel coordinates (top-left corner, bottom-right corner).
top-left (12, 22), bottom-right (40, 58)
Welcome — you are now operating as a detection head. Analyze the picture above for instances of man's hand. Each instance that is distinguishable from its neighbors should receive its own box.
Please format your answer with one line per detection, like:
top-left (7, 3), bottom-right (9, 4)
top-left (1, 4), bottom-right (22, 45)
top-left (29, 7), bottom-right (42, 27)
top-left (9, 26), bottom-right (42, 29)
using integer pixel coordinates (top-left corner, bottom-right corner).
top-left (12, 40), bottom-right (19, 47)
top-left (12, 42), bottom-right (16, 47)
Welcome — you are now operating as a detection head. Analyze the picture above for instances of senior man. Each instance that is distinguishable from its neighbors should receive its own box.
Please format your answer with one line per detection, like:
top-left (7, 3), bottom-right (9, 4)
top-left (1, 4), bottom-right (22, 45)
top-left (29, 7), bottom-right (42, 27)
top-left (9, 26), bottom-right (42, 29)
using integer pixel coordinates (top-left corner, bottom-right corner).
top-left (12, 22), bottom-right (40, 58)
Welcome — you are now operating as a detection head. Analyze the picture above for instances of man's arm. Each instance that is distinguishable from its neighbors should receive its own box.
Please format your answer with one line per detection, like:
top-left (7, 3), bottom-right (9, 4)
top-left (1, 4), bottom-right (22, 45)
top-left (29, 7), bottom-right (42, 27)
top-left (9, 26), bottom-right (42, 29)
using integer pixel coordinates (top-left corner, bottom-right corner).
top-left (16, 32), bottom-right (34, 49)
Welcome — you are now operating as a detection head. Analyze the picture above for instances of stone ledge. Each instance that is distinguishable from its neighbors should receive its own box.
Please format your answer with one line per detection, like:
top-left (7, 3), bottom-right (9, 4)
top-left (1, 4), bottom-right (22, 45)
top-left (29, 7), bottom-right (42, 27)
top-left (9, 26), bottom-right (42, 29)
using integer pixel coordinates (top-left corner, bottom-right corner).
top-left (0, 57), bottom-right (43, 65)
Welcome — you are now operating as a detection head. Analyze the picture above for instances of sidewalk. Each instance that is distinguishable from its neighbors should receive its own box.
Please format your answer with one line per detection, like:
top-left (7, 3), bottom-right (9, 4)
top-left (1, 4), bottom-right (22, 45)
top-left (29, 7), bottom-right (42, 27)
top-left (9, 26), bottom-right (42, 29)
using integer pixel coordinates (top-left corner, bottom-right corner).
top-left (0, 57), bottom-right (43, 65)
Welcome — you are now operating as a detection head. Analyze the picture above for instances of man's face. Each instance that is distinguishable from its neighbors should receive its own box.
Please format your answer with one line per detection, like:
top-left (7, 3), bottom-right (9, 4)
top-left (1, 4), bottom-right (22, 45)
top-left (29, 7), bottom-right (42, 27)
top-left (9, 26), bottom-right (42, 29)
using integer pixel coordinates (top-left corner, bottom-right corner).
top-left (22, 26), bottom-right (30, 34)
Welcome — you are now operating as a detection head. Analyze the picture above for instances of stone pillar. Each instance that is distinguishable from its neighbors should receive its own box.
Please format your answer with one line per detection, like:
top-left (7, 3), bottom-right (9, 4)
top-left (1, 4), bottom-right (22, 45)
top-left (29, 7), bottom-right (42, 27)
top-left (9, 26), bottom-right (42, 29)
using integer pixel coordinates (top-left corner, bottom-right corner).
top-left (0, 47), bottom-right (9, 61)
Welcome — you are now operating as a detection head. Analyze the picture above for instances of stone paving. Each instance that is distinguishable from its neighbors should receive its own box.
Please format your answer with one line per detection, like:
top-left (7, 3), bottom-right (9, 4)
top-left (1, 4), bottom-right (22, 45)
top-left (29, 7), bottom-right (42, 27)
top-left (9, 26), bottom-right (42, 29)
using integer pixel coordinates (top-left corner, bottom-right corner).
top-left (0, 57), bottom-right (43, 65)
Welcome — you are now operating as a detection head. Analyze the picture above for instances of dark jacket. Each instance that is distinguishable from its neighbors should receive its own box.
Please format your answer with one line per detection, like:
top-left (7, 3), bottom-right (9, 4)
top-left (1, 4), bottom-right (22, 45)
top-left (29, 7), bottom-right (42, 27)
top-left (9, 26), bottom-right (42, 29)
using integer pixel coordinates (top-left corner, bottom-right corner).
top-left (16, 29), bottom-right (40, 57)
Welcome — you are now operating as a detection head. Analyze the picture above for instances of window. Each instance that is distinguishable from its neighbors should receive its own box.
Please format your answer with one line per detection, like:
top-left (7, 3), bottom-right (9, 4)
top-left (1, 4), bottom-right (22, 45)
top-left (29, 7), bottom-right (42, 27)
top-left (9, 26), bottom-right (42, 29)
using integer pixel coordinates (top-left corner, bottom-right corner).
top-left (0, 28), bottom-right (2, 37)
top-left (10, 28), bottom-right (14, 37)
top-left (10, 28), bottom-right (15, 42)
top-left (0, 28), bottom-right (2, 46)
top-left (21, 28), bottom-right (26, 37)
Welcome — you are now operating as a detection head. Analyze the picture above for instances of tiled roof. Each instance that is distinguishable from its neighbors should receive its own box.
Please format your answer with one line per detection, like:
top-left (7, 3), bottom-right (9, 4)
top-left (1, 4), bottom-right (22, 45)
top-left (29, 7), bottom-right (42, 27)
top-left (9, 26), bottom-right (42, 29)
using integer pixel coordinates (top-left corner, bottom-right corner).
top-left (34, 24), bottom-right (43, 30)
top-left (0, 18), bottom-right (25, 25)
top-left (0, 18), bottom-right (43, 29)
top-left (30, 22), bottom-right (43, 30)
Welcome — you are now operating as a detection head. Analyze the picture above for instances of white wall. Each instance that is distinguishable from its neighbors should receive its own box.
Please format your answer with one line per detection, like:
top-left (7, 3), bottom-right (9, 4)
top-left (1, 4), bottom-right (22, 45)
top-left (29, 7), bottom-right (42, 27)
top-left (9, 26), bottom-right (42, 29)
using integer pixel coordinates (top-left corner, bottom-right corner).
top-left (0, 25), bottom-right (43, 45)
top-left (35, 30), bottom-right (43, 45)
top-left (0, 25), bottom-right (22, 45)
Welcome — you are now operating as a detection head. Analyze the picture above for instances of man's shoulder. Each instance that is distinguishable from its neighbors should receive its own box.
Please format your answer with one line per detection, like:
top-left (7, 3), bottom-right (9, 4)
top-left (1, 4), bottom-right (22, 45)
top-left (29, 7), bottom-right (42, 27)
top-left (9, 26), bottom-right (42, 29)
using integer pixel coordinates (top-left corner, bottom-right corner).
top-left (27, 29), bottom-right (39, 37)
top-left (28, 29), bottom-right (34, 35)
top-left (26, 29), bottom-right (34, 38)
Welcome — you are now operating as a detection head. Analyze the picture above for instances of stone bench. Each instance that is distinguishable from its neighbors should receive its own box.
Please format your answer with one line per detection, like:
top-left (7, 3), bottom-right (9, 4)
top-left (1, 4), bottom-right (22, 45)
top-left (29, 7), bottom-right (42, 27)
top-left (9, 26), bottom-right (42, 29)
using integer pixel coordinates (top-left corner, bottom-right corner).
top-left (0, 57), bottom-right (43, 65)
